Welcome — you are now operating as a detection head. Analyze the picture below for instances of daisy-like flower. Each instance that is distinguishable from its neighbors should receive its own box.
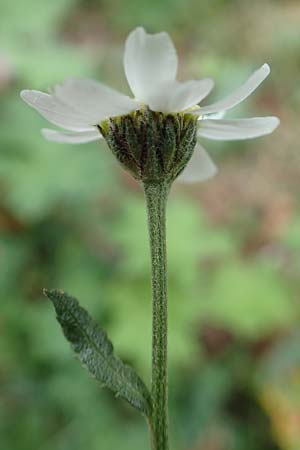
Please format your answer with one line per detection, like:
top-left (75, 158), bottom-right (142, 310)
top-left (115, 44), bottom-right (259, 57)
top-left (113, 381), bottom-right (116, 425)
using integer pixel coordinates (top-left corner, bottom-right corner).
top-left (21, 27), bottom-right (279, 184)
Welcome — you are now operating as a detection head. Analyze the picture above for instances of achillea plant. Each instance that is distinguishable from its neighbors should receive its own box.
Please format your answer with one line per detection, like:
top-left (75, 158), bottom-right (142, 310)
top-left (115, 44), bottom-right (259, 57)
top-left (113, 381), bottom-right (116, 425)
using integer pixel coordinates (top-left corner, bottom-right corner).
top-left (21, 27), bottom-right (279, 450)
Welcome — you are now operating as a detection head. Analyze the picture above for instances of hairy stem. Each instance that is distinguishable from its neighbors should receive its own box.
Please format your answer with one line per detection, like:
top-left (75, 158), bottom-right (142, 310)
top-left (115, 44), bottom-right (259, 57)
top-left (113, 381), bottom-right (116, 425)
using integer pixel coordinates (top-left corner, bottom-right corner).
top-left (144, 181), bottom-right (170, 450)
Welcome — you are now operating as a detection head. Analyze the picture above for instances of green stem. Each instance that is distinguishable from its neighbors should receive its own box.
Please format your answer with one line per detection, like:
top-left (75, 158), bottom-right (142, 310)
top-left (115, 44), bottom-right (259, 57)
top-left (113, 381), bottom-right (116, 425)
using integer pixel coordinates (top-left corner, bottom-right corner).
top-left (143, 181), bottom-right (170, 450)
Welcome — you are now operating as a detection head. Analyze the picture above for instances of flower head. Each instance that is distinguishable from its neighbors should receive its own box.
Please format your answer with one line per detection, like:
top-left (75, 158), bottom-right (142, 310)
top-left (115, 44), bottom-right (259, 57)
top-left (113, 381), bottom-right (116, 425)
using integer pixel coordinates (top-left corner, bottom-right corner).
top-left (21, 27), bottom-right (279, 183)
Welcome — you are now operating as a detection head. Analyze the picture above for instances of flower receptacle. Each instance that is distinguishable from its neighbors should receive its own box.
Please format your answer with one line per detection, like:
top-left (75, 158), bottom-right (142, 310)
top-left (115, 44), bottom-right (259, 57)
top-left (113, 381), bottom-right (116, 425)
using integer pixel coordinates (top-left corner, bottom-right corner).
top-left (99, 109), bottom-right (198, 184)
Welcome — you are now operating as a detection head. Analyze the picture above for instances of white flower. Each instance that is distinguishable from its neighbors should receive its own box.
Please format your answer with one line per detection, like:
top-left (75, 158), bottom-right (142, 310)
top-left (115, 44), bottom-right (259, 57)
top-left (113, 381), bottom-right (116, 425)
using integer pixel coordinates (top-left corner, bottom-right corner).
top-left (20, 27), bottom-right (279, 183)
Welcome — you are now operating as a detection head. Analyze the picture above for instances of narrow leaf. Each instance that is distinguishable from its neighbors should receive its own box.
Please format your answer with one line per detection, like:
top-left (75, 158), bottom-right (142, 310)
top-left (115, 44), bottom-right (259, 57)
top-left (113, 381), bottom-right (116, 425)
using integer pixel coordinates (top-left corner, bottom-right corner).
top-left (44, 288), bottom-right (151, 417)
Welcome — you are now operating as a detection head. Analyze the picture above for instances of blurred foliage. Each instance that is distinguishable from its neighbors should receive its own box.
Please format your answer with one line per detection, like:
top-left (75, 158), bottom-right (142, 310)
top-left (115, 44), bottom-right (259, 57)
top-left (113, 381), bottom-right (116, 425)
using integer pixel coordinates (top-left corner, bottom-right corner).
top-left (1, 0), bottom-right (300, 450)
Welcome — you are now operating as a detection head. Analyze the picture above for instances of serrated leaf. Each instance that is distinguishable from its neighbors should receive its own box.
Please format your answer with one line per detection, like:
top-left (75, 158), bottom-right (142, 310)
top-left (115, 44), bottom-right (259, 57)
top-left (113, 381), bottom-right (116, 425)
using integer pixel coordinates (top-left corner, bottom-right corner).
top-left (44, 289), bottom-right (152, 417)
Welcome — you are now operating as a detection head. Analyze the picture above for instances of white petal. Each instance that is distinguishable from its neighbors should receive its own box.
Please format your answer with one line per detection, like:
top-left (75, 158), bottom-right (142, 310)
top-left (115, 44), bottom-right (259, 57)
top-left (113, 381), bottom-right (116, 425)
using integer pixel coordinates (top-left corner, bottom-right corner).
top-left (41, 128), bottom-right (102, 144)
top-left (203, 110), bottom-right (226, 120)
top-left (124, 27), bottom-right (178, 103)
top-left (198, 64), bottom-right (270, 115)
top-left (146, 79), bottom-right (214, 113)
top-left (53, 79), bottom-right (139, 123)
top-left (145, 80), bottom-right (178, 112)
top-left (166, 79), bottom-right (214, 112)
top-left (198, 117), bottom-right (280, 140)
top-left (177, 143), bottom-right (217, 183)
top-left (20, 90), bottom-right (94, 131)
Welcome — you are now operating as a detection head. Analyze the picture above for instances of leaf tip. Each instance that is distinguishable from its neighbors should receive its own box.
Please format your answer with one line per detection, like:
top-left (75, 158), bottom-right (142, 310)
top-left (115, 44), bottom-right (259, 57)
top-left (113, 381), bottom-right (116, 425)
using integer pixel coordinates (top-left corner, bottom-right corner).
top-left (43, 288), bottom-right (66, 302)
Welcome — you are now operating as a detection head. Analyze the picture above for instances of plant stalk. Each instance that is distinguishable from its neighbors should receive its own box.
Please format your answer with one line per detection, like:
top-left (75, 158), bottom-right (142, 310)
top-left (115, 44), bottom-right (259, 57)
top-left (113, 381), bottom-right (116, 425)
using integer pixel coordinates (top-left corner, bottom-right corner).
top-left (143, 181), bottom-right (170, 450)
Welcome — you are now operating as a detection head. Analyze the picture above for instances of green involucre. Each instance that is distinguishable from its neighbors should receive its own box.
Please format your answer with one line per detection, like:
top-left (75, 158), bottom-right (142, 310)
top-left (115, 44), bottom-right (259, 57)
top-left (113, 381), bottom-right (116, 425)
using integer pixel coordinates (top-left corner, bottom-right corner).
top-left (99, 108), bottom-right (198, 184)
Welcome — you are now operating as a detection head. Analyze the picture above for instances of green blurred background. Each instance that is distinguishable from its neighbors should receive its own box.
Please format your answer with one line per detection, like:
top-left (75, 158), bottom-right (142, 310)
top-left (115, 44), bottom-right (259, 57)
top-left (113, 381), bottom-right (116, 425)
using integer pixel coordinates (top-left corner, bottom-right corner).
top-left (1, 0), bottom-right (300, 449)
